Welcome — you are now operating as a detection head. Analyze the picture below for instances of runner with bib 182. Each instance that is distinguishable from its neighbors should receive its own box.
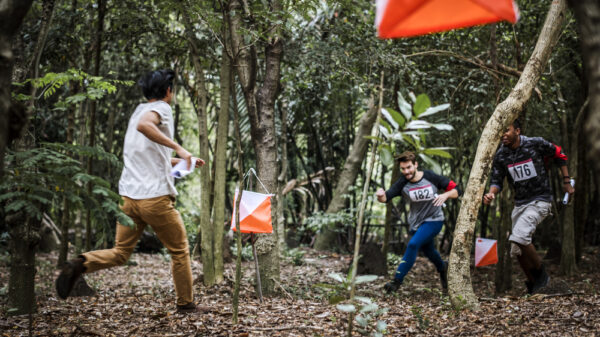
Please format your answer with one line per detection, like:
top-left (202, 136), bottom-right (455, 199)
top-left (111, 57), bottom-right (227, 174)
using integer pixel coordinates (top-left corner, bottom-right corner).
top-left (375, 151), bottom-right (461, 293)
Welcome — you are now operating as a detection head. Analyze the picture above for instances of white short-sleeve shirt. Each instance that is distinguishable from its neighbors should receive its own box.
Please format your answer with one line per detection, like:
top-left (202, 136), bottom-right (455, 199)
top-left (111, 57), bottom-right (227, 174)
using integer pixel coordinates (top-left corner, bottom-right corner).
top-left (118, 100), bottom-right (177, 199)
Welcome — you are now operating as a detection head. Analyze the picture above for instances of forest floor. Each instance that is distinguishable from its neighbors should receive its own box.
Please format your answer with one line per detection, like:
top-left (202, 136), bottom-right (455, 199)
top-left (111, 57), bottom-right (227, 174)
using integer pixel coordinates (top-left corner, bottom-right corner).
top-left (1, 246), bottom-right (599, 336)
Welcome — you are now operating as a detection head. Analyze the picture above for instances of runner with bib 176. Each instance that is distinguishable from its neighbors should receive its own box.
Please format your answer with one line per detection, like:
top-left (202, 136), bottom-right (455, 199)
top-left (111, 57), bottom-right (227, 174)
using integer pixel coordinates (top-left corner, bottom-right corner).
top-left (375, 151), bottom-right (461, 293)
top-left (483, 118), bottom-right (574, 295)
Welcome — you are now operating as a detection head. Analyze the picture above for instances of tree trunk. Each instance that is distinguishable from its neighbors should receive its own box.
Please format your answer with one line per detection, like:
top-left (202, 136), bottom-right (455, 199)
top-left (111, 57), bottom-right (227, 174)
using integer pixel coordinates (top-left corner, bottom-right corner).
top-left (448, 0), bottom-right (567, 310)
top-left (210, 36), bottom-right (233, 285)
top-left (228, 0), bottom-right (282, 295)
top-left (0, 0), bottom-right (34, 179)
top-left (568, 0), bottom-right (600, 180)
top-left (556, 77), bottom-right (580, 276)
top-left (313, 98), bottom-right (377, 251)
top-left (277, 102), bottom-right (289, 252)
top-left (86, 0), bottom-right (105, 251)
top-left (382, 159), bottom-right (400, 262)
top-left (494, 181), bottom-right (513, 294)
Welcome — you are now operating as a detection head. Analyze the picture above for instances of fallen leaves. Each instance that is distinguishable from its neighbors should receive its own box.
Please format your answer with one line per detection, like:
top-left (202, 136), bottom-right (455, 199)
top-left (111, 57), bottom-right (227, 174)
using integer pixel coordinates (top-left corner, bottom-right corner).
top-left (0, 247), bottom-right (599, 336)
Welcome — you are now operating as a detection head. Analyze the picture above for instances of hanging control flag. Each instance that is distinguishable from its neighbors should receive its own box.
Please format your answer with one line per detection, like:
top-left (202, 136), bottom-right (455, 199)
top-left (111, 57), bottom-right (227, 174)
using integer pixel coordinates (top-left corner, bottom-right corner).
top-left (475, 238), bottom-right (498, 267)
top-left (231, 188), bottom-right (274, 234)
top-left (376, 0), bottom-right (519, 38)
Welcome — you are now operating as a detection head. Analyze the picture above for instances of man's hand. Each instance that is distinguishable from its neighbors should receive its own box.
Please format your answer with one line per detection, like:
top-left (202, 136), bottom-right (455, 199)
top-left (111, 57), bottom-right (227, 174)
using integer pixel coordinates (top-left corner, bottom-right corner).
top-left (375, 188), bottom-right (387, 203)
top-left (175, 146), bottom-right (193, 169)
top-left (433, 192), bottom-right (449, 207)
top-left (483, 192), bottom-right (495, 205)
top-left (563, 181), bottom-right (575, 195)
top-left (195, 158), bottom-right (205, 168)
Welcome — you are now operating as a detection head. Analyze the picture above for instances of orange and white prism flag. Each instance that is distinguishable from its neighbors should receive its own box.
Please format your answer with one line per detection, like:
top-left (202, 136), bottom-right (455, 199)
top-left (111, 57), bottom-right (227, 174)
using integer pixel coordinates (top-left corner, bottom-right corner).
top-left (475, 238), bottom-right (498, 267)
top-left (231, 188), bottom-right (274, 234)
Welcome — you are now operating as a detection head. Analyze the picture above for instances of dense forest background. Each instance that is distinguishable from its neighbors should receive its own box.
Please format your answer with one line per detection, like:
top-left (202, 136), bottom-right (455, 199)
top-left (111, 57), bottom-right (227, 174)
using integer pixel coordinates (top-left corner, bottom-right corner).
top-left (1, 0), bottom-right (599, 335)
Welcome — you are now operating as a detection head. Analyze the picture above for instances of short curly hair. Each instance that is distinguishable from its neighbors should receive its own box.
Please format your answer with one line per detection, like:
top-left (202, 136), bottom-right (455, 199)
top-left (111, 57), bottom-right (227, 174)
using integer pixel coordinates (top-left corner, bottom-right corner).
top-left (396, 151), bottom-right (416, 164)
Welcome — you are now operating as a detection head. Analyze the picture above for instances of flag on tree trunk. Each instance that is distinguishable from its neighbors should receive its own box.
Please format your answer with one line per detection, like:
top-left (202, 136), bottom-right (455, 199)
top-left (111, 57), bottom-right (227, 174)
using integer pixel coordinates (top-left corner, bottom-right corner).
top-left (231, 188), bottom-right (274, 234)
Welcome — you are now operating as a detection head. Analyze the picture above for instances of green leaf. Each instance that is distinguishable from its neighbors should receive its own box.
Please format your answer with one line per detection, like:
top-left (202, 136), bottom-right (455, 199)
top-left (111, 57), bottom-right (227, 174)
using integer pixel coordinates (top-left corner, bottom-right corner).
top-left (420, 103), bottom-right (450, 117)
top-left (355, 315), bottom-right (368, 327)
top-left (413, 94), bottom-right (431, 117)
top-left (336, 304), bottom-right (356, 313)
top-left (423, 148), bottom-right (453, 159)
top-left (384, 107), bottom-right (406, 128)
top-left (376, 320), bottom-right (387, 332)
top-left (418, 154), bottom-right (442, 174)
top-left (432, 123), bottom-right (454, 131)
top-left (354, 275), bottom-right (378, 284)
top-left (380, 146), bottom-right (393, 167)
top-left (397, 92), bottom-right (412, 120)
top-left (328, 273), bottom-right (344, 283)
top-left (328, 295), bottom-right (346, 305)
top-left (354, 296), bottom-right (372, 304)
top-left (360, 303), bottom-right (378, 313)
top-left (380, 108), bottom-right (398, 129)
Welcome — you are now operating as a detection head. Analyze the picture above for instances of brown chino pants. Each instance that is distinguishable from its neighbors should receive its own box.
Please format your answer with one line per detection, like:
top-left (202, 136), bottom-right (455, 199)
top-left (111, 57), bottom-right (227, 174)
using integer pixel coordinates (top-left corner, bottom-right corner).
top-left (82, 195), bottom-right (193, 306)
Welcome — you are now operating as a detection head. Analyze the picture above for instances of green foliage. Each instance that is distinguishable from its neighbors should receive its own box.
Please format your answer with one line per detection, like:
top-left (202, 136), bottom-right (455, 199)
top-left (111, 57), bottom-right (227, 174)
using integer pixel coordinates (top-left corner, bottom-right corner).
top-left (13, 68), bottom-right (133, 105)
top-left (1, 143), bottom-right (133, 229)
top-left (284, 247), bottom-right (306, 266)
top-left (314, 268), bottom-right (387, 336)
top-left (411, 305), bottom-right (430, 331)
top-left (302, 209), bottom-right (355, 235)
top-left (377, 92), bottom-right (453, 173)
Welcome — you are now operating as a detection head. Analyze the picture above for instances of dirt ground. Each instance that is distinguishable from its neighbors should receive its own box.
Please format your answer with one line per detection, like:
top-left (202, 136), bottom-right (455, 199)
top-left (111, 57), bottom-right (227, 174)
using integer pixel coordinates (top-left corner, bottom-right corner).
top-left (1, 246), bottom-right (599, 336)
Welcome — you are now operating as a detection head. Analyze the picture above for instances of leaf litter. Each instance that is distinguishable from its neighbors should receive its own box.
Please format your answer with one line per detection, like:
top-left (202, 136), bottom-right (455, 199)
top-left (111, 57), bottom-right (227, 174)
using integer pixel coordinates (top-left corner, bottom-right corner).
top-left (1, 247), bottom-right (599, 336)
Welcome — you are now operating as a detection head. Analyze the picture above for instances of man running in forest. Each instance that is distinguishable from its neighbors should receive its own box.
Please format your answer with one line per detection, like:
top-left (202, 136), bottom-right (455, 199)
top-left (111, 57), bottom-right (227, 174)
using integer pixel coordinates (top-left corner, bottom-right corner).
top-left (56, 69), bottom-right (207, 313)
top-left (375, 151), bottom-right (460, 293)
top-left (483, 118), bottom-right (574, 294)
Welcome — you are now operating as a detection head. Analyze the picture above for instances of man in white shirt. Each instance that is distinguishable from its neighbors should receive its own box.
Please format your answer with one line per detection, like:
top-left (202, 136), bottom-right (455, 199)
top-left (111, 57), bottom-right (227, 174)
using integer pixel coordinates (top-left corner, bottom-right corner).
top-left (56, 69), bottom-right (206, 313)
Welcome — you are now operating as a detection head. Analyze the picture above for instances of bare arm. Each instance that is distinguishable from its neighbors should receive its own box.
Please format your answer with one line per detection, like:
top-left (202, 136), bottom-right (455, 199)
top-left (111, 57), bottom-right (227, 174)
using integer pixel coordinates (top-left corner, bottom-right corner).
top-left (137, 110), bottom-right (193, 168)
top-left (560, 165), bottom-right (575, 194)
top-left (483, 185), bottom-right (500, 205)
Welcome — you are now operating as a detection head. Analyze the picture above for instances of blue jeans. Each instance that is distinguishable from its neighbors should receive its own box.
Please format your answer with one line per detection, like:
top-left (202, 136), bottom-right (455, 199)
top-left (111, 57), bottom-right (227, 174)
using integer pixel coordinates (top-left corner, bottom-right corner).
top-left (395, 221), bottom-right (445, 282)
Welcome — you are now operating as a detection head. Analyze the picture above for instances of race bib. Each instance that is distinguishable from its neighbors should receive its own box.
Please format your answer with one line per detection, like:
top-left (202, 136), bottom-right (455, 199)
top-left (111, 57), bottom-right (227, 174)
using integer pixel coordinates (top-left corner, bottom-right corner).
top-left (409, 184), bottom-right (435, 202)
top-left (508, 158), bottom-right (537, 182)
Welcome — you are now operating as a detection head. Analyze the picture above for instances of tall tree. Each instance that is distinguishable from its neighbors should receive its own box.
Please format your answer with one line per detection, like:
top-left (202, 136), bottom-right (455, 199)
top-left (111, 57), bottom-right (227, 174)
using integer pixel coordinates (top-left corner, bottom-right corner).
top-left (568, 1), bottom-right (600, 179)
top-left (228, 0), bottom-right (283, 294)
top-left (0, 0), bottom-right (34, 178)
top-left (448, 0), bottom-right (567, 310)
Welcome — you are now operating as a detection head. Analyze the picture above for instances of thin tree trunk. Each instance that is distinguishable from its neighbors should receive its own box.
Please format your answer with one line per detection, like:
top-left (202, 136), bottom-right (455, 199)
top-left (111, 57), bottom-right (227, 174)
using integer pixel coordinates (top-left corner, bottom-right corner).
top-left (568, 0), bottom-right (600, 180)
top-left (210, 35), bottom-right (233, 285)
top-left (231, 70), bottom-right (244, 325)
top-left (448, 0), bottom-right (567, 310)
top-left (277, 102), bottom-right (288, 252)
top-left (228, 0), bottom-right (282, 295)
top-left (86, 0), bottom-right (105, 251)
top-left (382, 157), bottom-right (399, 262)
top-left (314, 97), bottom-right (378, 251)
top-left (494, 181), bottom-right (513, 294)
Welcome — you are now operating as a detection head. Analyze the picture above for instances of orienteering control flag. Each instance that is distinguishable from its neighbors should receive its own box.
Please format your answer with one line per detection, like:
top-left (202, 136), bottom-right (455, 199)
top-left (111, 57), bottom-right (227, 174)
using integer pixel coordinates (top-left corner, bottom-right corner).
top-left (231, 188), bottom-right (274, 234)
top-left (475, 238), bottom-right (498, 267)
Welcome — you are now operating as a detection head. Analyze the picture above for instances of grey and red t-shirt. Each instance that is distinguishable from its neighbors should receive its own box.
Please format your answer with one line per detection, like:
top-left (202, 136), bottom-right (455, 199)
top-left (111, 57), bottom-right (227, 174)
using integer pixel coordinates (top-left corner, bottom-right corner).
top-left (385, 170), bottom-right (459, 232)
top-left (490, 135), bottom-right (568, 206)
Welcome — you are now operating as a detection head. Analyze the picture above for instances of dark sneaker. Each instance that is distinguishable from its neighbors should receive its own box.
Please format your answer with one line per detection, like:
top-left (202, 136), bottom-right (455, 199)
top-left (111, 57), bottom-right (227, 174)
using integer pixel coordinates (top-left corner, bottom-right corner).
top-left (384, 279), bottom-right (402, 293)
top-left (439, 261), bottom-right (448, 290)
top-left (56, 257), bottom-right (86, 299)
top-left (531, 264), bottom-right (550, 294)
top-left (176, 303), bottom-right (212, 313)
top-left (525, 280), bottom-right (534, 294)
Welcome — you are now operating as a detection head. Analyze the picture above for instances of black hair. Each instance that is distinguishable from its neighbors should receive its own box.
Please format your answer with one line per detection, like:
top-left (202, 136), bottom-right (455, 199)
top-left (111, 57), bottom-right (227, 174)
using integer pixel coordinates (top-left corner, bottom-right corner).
top-left (138, 69), bottom-right (175, 100)
top-left (512, 118), bottom-right (521, 131)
